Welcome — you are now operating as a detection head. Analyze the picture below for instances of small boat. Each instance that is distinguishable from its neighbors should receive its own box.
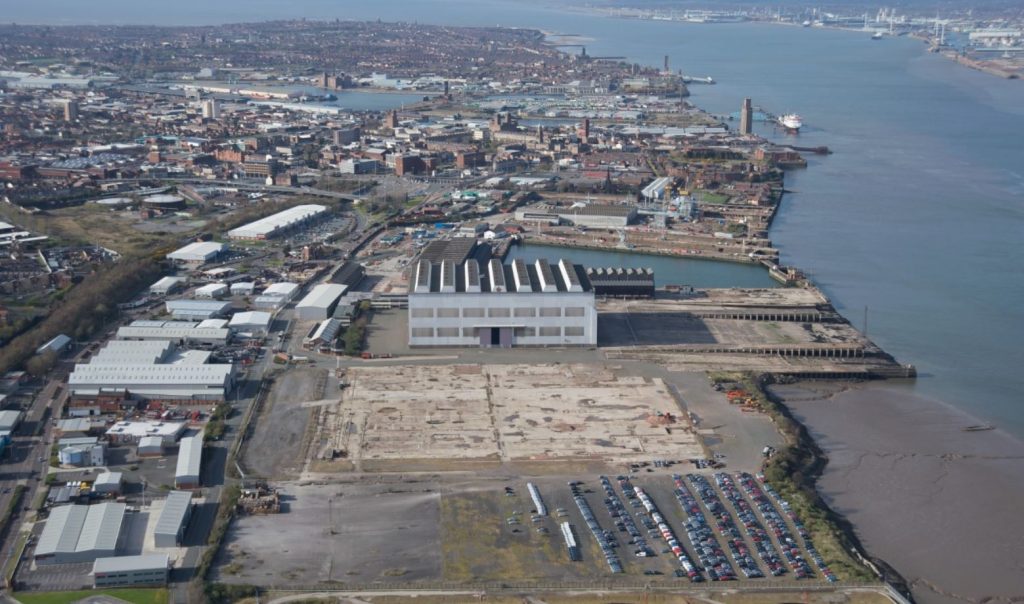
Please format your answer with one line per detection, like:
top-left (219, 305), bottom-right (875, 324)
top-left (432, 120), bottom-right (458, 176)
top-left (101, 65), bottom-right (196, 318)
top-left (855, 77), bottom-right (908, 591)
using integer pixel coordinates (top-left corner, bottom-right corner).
top-left (872, 31), bottom-right (884, 40)
top-left (963, 424), bottom-right (995, 432)
top-left (802, 20), bottom-right (812, 27)
top-left (778, 113), bottom-right (803, 131)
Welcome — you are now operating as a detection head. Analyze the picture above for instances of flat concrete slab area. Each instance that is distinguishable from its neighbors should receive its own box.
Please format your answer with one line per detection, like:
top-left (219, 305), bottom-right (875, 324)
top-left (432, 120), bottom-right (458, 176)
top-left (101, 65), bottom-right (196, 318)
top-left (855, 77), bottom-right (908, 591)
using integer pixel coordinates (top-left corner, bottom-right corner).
top-left (323, 364), bottom-right (703, 470)
top-left (215, 482), bottom-right (442, 585)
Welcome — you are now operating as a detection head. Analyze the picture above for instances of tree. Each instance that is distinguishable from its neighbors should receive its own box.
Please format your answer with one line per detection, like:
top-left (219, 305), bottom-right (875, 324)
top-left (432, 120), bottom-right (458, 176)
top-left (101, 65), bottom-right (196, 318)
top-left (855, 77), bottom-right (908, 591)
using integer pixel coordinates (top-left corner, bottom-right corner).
top-left (25, 350), bottom-right (57, 378)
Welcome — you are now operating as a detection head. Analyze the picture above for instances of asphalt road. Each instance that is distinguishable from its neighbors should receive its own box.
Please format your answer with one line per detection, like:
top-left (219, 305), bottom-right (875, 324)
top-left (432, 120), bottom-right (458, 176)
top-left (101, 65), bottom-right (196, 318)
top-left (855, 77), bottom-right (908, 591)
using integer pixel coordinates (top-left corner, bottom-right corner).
top-left (0, 359), bottom-right (75, 587)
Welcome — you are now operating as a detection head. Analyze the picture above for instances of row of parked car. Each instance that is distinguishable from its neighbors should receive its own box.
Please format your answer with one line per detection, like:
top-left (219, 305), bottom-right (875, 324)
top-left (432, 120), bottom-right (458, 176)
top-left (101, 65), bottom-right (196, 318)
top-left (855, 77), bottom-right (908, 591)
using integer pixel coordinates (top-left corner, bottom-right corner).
top-left (687, 473), bottom-right (766, 578)
top-left (756, 474), bottom-right (838, 583)
top-left (716, 472), bottom-right (788, 577)
top-left (736, 472), bottom-right (814, 579)
top-left (671, 474), bottom-right (738, 581)
top-left (570, 481), bottom-right (623, 573)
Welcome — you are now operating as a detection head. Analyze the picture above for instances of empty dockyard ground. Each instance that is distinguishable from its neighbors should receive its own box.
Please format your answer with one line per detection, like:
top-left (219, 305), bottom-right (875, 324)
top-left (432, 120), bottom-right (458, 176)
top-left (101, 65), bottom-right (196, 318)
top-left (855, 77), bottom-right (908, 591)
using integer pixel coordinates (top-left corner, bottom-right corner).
top-left (241, 367), bottom-right (325, 479)
top-left (317, 363), bottom-right (703, 471)
top-left (216, 473), bottom-right (882, 589)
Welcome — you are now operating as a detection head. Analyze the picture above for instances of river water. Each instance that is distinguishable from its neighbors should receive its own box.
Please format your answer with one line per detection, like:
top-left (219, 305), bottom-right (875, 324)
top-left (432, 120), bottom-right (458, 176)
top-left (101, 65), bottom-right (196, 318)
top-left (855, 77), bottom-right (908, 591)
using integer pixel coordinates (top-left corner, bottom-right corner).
top-left (506, 243), bottom-right (779, 289)
top-left (14, 0), bottom-right (1024, 436)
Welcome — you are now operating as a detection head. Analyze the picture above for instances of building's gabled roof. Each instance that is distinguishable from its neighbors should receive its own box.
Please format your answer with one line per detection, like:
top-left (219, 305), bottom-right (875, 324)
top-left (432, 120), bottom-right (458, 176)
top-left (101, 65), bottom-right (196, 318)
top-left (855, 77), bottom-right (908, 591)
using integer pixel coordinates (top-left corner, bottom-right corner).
top-left (413, 257), bottom-right (592, 294)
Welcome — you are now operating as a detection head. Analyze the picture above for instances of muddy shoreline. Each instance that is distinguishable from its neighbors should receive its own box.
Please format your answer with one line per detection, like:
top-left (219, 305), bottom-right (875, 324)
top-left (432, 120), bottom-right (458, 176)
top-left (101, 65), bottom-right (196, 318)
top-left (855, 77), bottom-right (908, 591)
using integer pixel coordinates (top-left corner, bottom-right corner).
top-left (770, 381), bottom-right (1024, 604)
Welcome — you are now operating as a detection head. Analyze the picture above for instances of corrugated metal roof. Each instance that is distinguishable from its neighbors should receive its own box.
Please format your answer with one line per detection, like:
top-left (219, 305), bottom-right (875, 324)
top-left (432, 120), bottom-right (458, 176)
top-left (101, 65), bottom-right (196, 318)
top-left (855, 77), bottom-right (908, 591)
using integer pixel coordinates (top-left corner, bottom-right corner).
top-left (117, 325), bottom-right (229, 341)
top-left (228, 204), bottom-right (327, 239)
top-left (36, 503), bottom-right (125, 557)
top-left (296, 283), bottom-right (347, 310)
top-left (0, 409), bottom-right (22, 432)
top-left (93, 472), bottom-right (122, 486)
top-left (175, 436), bottom-right (203, 481)
top-left (70, 365), bottom-right (233, 386)
top-left (154, 491), bottom-right (192, 538)
top-left (167, 241), bottom-right (225, 261)
top-left (76, 502), bottom-right (125, 553)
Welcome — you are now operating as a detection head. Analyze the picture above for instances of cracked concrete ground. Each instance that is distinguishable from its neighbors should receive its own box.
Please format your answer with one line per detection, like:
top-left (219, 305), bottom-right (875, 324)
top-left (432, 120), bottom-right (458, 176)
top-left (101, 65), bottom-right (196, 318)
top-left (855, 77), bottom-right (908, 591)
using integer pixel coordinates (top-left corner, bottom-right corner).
top-left (774, 382), bottom-right (1024, 604)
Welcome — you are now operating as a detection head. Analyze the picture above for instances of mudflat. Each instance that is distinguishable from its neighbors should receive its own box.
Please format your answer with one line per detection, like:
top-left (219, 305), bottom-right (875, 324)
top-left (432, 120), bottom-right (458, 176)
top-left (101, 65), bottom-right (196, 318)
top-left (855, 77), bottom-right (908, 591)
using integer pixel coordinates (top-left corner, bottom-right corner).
top-left (773, 383), bottom-right (1024, 604)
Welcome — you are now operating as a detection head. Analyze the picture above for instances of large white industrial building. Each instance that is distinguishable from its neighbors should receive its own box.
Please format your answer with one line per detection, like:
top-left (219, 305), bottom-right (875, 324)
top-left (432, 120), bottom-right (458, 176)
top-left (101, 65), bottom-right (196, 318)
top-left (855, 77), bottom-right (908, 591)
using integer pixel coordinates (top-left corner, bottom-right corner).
top-left (166, 241), bottom-right (226, 265)
top-left (69, 365), bottom-right (235, 403)
top-left (153, 491), bottom-right (194, 548)
top-left (514, 203), bottom-right (638, 228)
top-left (175, 435), bottom-right (203, 488)
top-left (164, 300), bottom-right (232, 320)
top-left (295, 283), bottom-right (347, 321)
top-left (35, 503), bottom-right (126, 565)
top-left (227, 204), bottom-right (327, 240)
top-left (254, 282), bottom-right (299, 310)
top-left (117, 321), bottom-right (230, 346)
top-left (149, 276), bottom-right (186, 296)
top-left (228, 311), bottom-right (272, 336)
top-left (408, 257), bottom-right (597, 347)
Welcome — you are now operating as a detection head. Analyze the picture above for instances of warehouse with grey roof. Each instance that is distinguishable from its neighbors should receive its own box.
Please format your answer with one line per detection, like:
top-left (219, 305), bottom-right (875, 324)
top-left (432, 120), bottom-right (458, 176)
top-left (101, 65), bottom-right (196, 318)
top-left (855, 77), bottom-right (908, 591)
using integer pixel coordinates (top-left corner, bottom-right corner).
top-left (34, 502), bottom-right (126, 565)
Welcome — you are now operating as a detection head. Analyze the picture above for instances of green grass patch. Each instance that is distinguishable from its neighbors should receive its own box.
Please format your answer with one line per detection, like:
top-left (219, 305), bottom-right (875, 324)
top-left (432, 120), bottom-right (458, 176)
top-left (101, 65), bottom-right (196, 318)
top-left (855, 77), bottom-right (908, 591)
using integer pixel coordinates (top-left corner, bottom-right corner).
top-left (3, 531), bottom-right (28, 585)
top-left (737, 373), bottom-right (877, 582)
top-left (699, 191), bottom-right (730, 204)
top-left (13, 588), bottom-right (169, 604)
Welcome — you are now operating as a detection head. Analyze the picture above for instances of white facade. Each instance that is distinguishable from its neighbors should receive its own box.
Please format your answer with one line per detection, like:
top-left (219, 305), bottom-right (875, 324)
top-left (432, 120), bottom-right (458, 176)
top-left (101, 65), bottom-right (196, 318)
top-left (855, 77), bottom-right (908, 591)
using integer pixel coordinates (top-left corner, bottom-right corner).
top-left (166, 241), bottom-right (225, 264)
top-left (408, 258), bottom-right (596, 347)
top-left (154, 491), bottom-right (193, 548)
top-left (69, 365), bottom-right (234, 402)
top-left (117, 323), bottom-right (229, 345)
top-left (227, 204), bottom-right (327, 240)
top-left (106, 421), bottom-right (187, 444)
top-left (229, 311), bottom-right (272, 335)
top-left (150, 276), bottom-right (186, 295)
top-left (194, 283), bottom-right (229, 299)
top-left (138, 435), bottom-right (165, 456)
top-left (0, 409), bottom-right (24, 433)
top-left (175, 435), bottom-right (203, 488)
top-left (93, 472), bottom-right (123, 494)
top-left (93, 554), bottom-right (168, 587)
top-left (164, 300), bottom-right (232, 320)
top-left (230, 281), bottom-right (256, 296)
top-left (295, 283), bottom-right (347, 321)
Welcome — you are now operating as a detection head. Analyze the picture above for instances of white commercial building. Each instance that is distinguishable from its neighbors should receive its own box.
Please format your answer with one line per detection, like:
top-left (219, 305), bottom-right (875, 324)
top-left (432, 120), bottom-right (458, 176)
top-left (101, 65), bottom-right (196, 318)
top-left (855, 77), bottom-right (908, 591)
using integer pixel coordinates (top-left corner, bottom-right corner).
top-left (229, 281), bottom-right (256, 296)
top-left (150, 276), bottom-right (186, 296)
top-left (93, 554), bottom-right (169, 587)
top-left (228, 311), bottom-right (272, 335)
top-left (36, 334), bottom-right (72, 356)
top-left (166, 241), bottom-right (225, 265)
top-left (93, 340), bottom-right (174, 365)
top-left (254, 282), bottom-right (299, 310)
top-left (164, 300), bottom-right (232, 320)
top-left (175, 435), bottom-right (203, 488)
top-left (153, 490), bottom-right (194, 547)
top-left (295, 283), bottom-right (347, 321)
top-left (57, 436), bottom-right (105, 467)
top-left (227, 204), bottom-right (328, 240)
top-left (408, 257), bottom-right (597, 347)
top-left (69, 365), bottom-right (235, 402)
top-left (138, 435), bottom-right (165, 457)
top-left (105, 421), bottom-right (187, 445)
top-left (0, 409), bottom-right (24, 433)
top-left (92, 472), bottom-right (123, 495)
top-left (118, 322), bottom-right (230, 346)
top-left (194, 283), bottom-right (229, 299)
top-left (35, 503), bottom-right (126, 565)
